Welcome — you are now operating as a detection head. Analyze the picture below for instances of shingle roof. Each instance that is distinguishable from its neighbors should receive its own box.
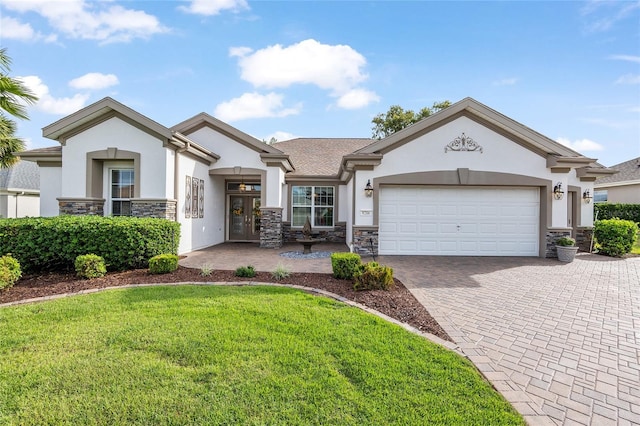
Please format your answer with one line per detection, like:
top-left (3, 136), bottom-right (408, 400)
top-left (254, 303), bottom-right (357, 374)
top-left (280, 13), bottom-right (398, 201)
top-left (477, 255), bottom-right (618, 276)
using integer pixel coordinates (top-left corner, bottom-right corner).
top-left (596, 157), bottom-right (640, 184)
top-left (273, 138), bottom-right (374, 176)
top-left (0, 161), bottom-right (40, 191)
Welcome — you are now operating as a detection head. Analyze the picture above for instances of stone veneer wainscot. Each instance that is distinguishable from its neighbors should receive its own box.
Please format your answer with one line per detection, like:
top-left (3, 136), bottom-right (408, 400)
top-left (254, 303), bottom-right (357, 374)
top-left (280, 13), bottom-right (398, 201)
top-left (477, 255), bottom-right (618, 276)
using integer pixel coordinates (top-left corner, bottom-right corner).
top-left (260, 207), bottom-right (283, 248)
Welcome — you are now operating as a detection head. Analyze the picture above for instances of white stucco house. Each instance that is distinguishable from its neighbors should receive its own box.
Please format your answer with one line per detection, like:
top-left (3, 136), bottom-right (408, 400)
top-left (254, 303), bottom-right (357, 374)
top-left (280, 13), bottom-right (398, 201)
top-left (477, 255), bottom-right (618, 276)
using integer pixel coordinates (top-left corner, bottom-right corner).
top-left (0, 161), bottom-right (40, 218)
top-left (20, 97), bottom-right (614, 257)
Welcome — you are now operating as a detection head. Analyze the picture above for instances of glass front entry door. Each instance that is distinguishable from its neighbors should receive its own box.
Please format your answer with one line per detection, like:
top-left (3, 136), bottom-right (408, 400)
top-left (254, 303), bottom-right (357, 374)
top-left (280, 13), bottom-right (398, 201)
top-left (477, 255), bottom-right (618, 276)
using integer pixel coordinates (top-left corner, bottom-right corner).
top-left (229, 196), bottom-right (261, 241)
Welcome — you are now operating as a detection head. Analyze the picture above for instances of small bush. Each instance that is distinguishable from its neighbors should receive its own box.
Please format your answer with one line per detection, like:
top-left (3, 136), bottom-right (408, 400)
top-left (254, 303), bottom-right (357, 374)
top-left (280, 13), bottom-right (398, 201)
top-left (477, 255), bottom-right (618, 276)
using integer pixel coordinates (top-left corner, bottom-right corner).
top-left (331, 252), bottom-right (362, 280)
top-left (271, 263), bottom-right (291, 280)
top-left (556, 236), bottom-right (576, 247)
top-left (149, 254), bottom-right (179, 274)
top-left (594, 218), bottom-right (639, 257)
top-left (353, 261), bottom-right (394, 291)
top-left (235, 265), bottom-right (256, 278)
top-left (200, 264), bottom-right (213, 277)
top-left (74, 254), bottom-right (107, 279)
top-left (0, 254), bottom-right (22, 290)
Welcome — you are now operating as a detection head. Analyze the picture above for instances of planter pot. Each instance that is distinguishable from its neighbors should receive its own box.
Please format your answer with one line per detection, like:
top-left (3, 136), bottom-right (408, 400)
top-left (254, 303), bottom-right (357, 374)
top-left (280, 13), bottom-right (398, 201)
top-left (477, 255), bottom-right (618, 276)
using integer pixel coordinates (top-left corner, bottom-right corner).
top-left (556, 245), bottom-right (578, 263)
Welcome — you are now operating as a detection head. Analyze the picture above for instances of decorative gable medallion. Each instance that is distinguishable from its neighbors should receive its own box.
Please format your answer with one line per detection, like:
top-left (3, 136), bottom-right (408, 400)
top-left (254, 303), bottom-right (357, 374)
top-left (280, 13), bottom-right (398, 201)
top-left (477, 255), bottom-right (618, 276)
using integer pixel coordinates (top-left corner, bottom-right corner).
top-left (445, 133), bottom-right (483, 153)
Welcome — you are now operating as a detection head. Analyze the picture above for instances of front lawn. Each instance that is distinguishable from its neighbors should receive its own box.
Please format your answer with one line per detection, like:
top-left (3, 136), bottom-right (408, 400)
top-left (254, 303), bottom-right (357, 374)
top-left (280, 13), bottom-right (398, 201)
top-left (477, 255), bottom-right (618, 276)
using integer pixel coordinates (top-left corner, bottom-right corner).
top-left (0, 285), bottom-right (523, 425)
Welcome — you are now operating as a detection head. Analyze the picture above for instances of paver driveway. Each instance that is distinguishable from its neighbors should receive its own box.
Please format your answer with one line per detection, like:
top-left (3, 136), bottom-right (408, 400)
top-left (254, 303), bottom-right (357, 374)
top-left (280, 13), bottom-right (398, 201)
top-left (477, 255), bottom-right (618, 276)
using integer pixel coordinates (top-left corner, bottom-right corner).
top-left (379, 253), bottom-right (640, 425)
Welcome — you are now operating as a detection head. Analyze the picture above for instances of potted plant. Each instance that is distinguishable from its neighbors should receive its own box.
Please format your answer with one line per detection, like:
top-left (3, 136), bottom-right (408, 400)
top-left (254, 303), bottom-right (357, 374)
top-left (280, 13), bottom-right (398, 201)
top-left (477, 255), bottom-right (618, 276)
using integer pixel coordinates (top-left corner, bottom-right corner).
top-left (556, 236), bottom-right (578, 262)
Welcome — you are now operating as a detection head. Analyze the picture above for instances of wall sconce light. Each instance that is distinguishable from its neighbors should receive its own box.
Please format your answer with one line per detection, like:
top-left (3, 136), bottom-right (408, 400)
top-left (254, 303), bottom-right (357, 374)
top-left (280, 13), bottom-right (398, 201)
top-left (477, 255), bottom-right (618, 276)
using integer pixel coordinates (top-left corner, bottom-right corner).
top-left (364, 179), bottom-right (374, 197)
top-left (553, 182), bottom-right (564, 200)
top-left (583, 189), bottom-right (592, 204)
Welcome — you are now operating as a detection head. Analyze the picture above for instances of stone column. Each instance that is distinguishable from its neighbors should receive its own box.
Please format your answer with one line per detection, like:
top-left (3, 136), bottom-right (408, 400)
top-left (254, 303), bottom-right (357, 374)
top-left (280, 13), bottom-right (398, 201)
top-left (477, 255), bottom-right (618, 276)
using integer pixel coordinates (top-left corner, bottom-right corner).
top-left (260, 207), bottom-right (283, 248)
top-left (58, 198), bottom-right (105, 216)
top-left (352, 226), bottom-right (379, 257)
top-left (131, 199), bottom-right (177, 220)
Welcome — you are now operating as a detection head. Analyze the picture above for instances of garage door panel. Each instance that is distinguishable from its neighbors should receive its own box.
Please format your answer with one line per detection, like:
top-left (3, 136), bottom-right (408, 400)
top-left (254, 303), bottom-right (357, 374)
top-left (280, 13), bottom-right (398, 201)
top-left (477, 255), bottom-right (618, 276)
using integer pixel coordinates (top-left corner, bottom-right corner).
top-left (379, 186), bottom-right (539, 256)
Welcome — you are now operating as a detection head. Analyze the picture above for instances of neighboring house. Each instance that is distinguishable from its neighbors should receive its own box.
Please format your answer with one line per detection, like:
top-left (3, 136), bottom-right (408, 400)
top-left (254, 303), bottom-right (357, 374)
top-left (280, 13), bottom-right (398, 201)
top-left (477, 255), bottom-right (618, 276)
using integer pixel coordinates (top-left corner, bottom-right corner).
top-left (594, 157), bottom-right (640, 204)
top-left (0, 161), bottom-right (40, 218)
top-left (20, 97), bottom-right (614, 257)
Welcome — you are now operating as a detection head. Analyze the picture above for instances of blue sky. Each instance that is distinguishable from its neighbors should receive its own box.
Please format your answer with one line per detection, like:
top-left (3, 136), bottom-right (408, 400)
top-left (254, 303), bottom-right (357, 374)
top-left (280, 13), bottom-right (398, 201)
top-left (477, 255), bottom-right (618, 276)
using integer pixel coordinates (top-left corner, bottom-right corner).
top-left (1, 0), bottom-right (639, 167)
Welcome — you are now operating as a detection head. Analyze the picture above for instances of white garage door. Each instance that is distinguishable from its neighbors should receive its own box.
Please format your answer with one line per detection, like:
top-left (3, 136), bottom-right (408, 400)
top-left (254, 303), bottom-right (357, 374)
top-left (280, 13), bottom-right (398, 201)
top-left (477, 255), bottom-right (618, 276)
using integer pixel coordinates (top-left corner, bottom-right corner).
top-left (379, 186), bottom-right (539, 256)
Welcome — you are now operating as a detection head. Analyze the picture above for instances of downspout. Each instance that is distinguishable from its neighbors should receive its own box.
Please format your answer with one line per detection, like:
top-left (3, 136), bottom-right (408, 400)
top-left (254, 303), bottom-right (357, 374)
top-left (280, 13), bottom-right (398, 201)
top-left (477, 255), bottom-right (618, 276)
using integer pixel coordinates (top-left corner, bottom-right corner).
top-left (173, 141), bottom-right (189, 222)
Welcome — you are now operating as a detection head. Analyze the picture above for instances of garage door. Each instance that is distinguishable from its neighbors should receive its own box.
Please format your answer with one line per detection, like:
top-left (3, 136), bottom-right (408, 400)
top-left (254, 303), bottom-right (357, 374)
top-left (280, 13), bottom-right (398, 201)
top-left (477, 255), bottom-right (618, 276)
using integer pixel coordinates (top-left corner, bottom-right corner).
top-left (379, 186), bottom-right (539, 256)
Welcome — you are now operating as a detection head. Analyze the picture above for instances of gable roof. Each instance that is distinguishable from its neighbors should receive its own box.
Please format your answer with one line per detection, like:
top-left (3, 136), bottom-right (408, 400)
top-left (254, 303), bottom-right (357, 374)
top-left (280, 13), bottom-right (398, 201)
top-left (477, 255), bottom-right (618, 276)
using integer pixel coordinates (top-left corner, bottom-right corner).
top-left (171, 113), bottom-right (284, 155)
top-left (0, 161), bottom-right (39, 191)
top-left (355, 97), bottom-right (596, 161)
top-left (273, 138), bottom-right (373, 176)
top-left (595, 157), bottom-right (640, 185)
top-left (43, 97), bottom-right (172, 143)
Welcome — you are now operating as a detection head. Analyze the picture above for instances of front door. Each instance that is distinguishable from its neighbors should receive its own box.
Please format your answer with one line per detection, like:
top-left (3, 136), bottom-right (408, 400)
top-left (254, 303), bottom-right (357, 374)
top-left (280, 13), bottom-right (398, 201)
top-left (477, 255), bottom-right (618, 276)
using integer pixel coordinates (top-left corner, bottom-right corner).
top-left (229, 195), bottom-right (261, 241)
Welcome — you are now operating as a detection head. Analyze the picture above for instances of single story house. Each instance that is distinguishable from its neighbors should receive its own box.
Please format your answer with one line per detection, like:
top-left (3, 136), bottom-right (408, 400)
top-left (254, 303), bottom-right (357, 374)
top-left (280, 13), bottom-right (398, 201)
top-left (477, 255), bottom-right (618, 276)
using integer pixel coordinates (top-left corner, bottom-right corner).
top-left (594, 157), bottom-right (640, 204)
top-left (0, 160), bottom-right (40, 218)
top-left (20, 96), bottom-right (614, 257)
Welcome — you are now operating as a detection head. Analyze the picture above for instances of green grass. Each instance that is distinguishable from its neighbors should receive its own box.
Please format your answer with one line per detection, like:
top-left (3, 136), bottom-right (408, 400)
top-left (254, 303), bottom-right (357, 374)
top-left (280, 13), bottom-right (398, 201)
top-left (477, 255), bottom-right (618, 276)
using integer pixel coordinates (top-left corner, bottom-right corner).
top-left (0, 285), bottom-right (524, 425)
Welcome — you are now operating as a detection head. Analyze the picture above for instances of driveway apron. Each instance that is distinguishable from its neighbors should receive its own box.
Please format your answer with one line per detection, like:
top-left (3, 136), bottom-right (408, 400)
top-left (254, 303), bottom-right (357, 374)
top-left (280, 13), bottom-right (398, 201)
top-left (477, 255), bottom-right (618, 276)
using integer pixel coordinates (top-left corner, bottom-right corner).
top-left (379, 254), bottom-right (640, 425)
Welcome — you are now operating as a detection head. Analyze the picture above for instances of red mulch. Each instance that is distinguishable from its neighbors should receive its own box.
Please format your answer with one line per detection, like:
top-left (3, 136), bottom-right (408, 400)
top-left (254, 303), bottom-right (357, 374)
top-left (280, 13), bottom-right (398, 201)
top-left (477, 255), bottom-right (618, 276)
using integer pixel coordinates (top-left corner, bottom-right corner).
top-left (1, 267), bottom-right (452, 342)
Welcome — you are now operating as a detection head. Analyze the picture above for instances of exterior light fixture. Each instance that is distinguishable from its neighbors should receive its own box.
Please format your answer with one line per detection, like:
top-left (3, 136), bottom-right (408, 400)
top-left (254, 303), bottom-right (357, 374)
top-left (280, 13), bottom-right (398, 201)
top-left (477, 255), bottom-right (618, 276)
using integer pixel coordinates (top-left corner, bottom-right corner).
top-left (239, 176), bottom-right (246, 192)
top-left (364, 179), bottom-right (374, 197)
top-left (583, 189), bottom-right (592, 203)
top-left (553, 182), bottom-right (564, 200)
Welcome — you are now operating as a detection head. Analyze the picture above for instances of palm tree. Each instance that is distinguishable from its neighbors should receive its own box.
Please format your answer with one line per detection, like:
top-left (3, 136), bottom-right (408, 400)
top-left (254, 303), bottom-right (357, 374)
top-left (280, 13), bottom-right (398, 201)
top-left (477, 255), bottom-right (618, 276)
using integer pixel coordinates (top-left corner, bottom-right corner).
top-left (0, 48), bottom-right (38, 168)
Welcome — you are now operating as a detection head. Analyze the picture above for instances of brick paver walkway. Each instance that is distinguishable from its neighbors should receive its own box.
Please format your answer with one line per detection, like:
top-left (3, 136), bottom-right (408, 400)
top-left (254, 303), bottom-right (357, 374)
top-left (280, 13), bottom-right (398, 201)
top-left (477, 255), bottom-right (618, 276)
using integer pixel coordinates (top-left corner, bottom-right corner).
top-left (380, 254), bottom-right (640, 426)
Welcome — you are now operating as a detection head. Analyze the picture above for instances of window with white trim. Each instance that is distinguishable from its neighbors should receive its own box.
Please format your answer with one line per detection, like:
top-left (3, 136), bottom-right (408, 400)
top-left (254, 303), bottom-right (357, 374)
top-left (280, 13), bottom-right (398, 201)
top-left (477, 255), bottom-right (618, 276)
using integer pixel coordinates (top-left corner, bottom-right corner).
top-left (292, 186), bottom-right (334, 227)
top-left (110, 169), bottom-right (134, 216)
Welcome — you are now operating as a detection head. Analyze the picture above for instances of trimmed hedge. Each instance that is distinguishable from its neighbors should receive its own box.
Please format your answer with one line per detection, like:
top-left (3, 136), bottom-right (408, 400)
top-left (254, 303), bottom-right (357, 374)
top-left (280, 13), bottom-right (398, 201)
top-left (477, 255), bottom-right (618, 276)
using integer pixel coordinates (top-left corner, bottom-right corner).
top-left (595, 204), bottom-right (640, 224)
top-left (0, 216), bottom-right (180, 272)
top-left (594, 219), bottom-right (638, 257)
top-left (149, 254), bottom-right (179, 274)
top-left (330, 252), bottom-right (362, 280)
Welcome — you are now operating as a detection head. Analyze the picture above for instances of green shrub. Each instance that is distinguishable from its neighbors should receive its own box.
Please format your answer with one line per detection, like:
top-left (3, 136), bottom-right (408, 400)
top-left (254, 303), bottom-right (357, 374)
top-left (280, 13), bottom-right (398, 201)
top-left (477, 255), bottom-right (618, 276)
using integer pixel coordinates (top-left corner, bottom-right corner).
top-left (235, 265), bottom-right (256, 278)
top-left (353, 261), bottom-right (394, 291)
top-left (330, 252), bottom-right (362, 279)
top-left (74, 254), bottom-right (107, 279)
top-left (0, 254), bottom-right (22, 290)
top-left (594, 218), bottom-right (639, 257)
top-left (149, 254), bottom-right (179, 274)
top-left (595, 203), bottom-right (640, 224)
top-left (556, 236), bottom-right (576, 247)
top-left (271, 263), bottom-right (291, 280)
top-left (0, 216), bottom-right (180, 272)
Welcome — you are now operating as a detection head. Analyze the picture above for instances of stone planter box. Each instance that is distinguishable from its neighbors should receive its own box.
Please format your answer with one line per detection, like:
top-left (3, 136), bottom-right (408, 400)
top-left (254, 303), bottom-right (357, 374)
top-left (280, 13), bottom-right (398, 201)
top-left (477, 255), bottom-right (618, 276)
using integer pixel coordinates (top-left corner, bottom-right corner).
top-left (556, 245), bottom-right (578, 263)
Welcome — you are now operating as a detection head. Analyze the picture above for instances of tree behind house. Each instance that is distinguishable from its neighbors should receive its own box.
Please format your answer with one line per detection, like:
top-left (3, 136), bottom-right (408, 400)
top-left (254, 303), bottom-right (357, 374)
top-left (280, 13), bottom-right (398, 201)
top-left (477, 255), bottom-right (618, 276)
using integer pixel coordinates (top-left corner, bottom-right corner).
top-left (371, 101), bottom-right (451, 139)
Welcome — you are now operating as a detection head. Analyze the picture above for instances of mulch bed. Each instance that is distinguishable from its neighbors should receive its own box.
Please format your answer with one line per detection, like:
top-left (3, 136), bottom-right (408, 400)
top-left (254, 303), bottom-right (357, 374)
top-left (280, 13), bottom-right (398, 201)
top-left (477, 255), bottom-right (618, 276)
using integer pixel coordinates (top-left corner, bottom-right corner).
top-left (1, 267), bottom-right (452, 342)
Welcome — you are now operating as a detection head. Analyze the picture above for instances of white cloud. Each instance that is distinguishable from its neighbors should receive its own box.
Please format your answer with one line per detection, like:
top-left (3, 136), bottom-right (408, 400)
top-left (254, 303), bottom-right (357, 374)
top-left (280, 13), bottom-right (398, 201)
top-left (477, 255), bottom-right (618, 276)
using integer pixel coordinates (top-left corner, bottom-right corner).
top-left (19, 76), bottom-right (89, 115)
top-left (492, 77), bottom-right (518, 86)
top-left (0, 0), bottom-right (168, 44)
top-left (264, 131), bottom-right (298, 143)
top-left (335, 88), bottom-right (380, 109)
top-left (615, 74), bottom-right (640, 85)
top-left (214, 92), bottom-right (301, 122)
top-left (608, 54), bottom-right (640, 63)
top-left (0, 16), bottom-right (37, 41)
top-left (556, 137), bottom-right (605, 152)
top-left (581, 1), bottom-right (640, 32)
top-left (230, 39), bottom-right (370, 94)
top-left (69, 73), bottom-right (119, 90)
top-left (178, 0), bottom-right (249, 16)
